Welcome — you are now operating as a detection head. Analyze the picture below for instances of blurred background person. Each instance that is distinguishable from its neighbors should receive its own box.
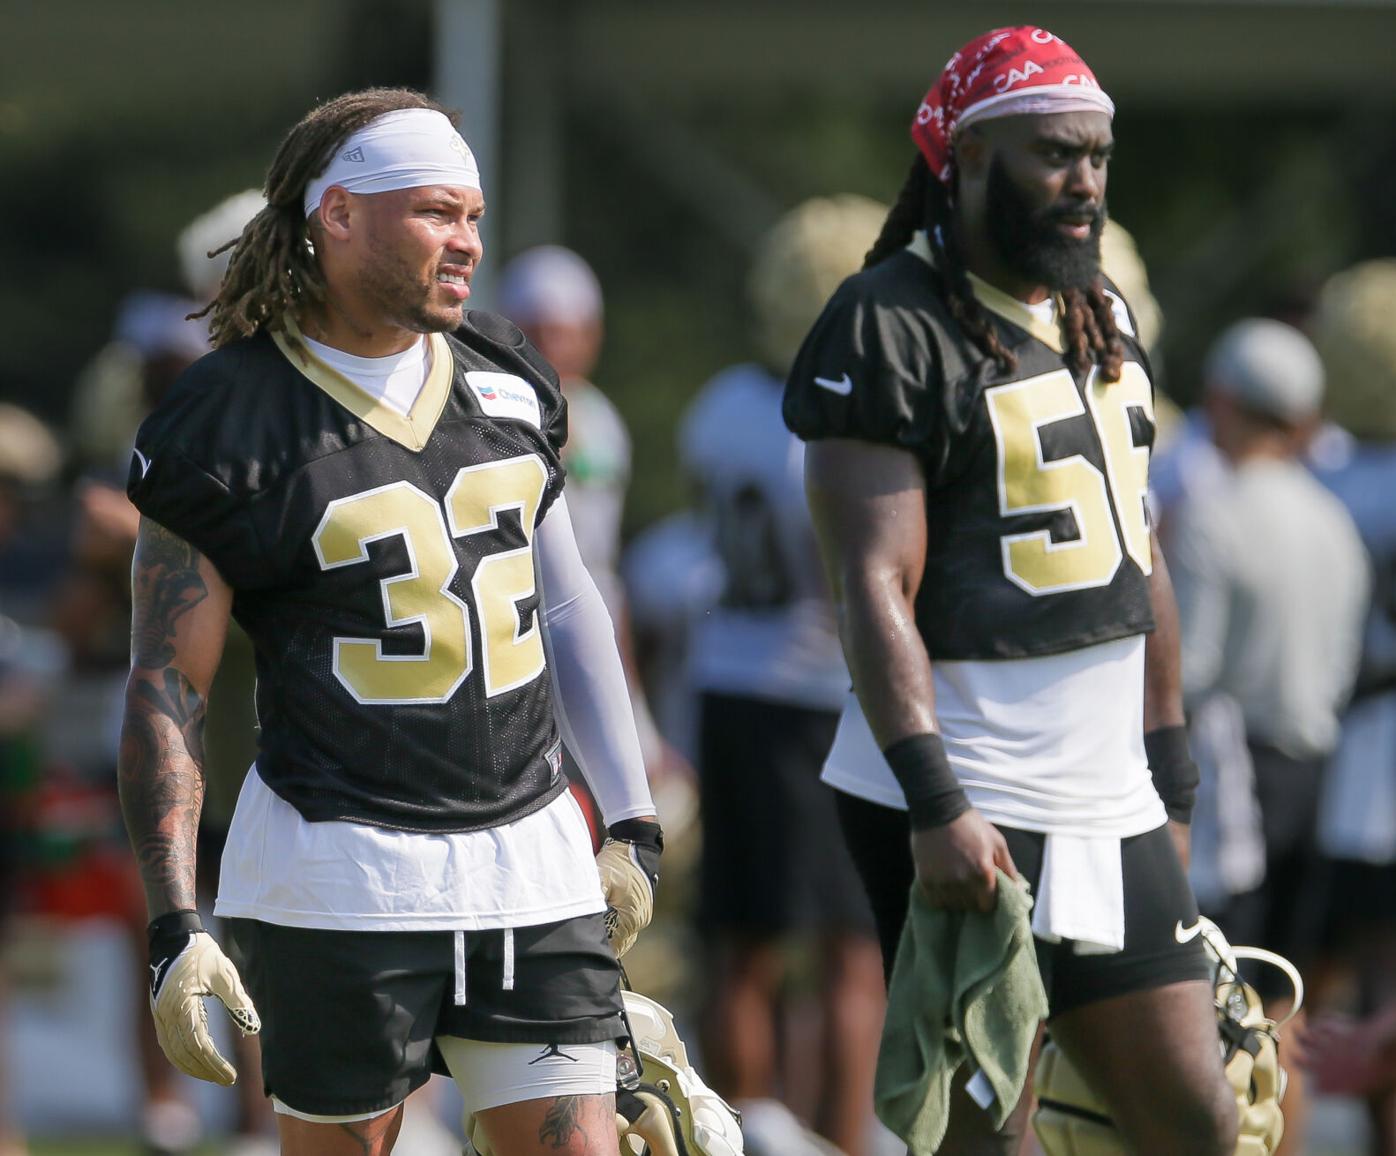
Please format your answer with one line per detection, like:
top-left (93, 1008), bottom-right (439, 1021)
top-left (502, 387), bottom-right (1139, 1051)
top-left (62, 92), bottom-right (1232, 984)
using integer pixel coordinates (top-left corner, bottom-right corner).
top-left (621, 509), bottom-right (719, 768)
top-left (495, 246), bottom-right (688, 810)
top-left (1168, 317), bottom-right (1370, 1155)
top-left (681, 195), bottom-right (886, 1156)
top-left (0, 403), bottom-right (67, 1156)
top-left (497, 245), bottom-right (630, 620)
top-left (42, 190), bottom-right (277, 1156)
top-left (1302, 259), bottom-right (1396, 1156)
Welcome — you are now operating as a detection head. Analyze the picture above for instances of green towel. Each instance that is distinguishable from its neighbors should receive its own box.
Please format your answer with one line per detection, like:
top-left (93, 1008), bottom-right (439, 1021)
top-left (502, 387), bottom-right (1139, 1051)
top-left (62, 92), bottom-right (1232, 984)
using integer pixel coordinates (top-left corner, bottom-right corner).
top-left (874, 870), bottom-right (1048, 1154)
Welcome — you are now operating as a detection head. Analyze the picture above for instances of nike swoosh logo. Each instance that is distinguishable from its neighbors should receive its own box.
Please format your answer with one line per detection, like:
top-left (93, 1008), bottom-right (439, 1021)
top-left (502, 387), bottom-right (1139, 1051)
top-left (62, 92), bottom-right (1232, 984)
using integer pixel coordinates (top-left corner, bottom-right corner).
top-left (813, 373), bottom-right (853, 396)
top-left (1175, 919), bottom-right (1203, 944)
top-left (133, 448), bottom-right (153, 478)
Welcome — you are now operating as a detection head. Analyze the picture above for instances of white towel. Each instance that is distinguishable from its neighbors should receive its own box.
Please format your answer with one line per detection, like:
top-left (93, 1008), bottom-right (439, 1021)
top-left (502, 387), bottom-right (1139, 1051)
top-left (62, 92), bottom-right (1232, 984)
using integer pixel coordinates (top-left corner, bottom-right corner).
top-left (1030, 833), bottom-right (1125, 954)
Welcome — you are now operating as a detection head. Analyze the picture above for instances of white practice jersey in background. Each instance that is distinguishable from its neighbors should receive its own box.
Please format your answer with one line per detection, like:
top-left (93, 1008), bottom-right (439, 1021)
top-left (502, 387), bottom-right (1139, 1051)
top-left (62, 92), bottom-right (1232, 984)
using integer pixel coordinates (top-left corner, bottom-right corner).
top-left (679, 363), bottom-right (848, 711)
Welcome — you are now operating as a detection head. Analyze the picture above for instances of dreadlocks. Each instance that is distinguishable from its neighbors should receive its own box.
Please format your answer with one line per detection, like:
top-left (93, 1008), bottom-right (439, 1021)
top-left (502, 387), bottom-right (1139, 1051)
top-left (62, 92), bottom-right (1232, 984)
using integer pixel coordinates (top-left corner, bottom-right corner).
top-left (198, 88), bottom-right (450, 349)
top-left (864, 154), bottom-right (1125, 382)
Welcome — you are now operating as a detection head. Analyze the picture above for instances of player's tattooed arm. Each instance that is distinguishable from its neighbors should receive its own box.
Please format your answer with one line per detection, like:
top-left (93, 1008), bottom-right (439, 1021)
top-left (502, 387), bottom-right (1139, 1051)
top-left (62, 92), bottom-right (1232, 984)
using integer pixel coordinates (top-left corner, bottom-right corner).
top-left (118, 518), bottom-right (232, 918)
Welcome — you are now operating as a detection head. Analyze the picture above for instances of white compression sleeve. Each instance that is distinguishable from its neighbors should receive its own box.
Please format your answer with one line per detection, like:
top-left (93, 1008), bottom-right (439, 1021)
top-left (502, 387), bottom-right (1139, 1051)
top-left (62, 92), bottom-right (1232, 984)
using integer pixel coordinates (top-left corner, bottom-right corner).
top-left (535, 495), bottom-right (654, 825)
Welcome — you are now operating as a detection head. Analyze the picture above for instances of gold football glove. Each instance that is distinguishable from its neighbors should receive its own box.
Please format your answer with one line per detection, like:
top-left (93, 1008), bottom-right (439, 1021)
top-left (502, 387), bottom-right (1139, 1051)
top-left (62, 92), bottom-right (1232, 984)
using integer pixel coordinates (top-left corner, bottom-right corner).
top-left (147, 911), bottom-right (260, 1086)
top-left (596, 819), bottom-right (663, 958)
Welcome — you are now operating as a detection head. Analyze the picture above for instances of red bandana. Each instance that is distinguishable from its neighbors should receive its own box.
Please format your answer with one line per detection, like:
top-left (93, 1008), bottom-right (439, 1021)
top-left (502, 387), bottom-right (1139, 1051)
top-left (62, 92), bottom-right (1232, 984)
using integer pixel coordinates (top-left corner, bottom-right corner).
top-left (911, 26), bottom-right (1114, 186)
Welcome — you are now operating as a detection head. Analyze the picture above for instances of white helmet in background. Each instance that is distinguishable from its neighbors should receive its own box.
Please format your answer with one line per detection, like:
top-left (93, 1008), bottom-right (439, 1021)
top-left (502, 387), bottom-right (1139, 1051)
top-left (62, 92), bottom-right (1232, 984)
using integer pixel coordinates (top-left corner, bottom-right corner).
top-left (177, 188), bottom-right (266, 302)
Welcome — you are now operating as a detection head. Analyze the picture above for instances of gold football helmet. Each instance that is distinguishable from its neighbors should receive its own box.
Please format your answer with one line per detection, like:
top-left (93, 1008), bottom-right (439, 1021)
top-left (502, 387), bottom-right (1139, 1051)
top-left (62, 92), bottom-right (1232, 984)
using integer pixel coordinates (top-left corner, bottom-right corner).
top-left (1032, 918), bottom-right (1302, 1156)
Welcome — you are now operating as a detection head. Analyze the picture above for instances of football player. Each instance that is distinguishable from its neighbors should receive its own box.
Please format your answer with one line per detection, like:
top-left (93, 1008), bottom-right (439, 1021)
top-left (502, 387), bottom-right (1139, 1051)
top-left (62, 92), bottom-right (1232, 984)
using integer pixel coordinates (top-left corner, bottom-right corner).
top-left (118, 89), bottom-right (659, 1156)
top-left (783, 28), bottom-right (1237, 1155)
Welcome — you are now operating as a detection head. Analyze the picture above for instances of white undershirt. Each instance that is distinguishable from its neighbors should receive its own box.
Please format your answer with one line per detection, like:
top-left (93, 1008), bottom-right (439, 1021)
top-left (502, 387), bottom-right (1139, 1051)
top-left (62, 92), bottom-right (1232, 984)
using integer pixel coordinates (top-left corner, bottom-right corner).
top-left (216, 339), bottom-right (653, 931)
top-left (820, 638), bottom-right (1166, 954)
top-left (301, 333), bottom-right (429, 415)
top-left (821, 637), bottom-right (1164, 837)
top-left (1023, 296), bottom-right (1058, 326)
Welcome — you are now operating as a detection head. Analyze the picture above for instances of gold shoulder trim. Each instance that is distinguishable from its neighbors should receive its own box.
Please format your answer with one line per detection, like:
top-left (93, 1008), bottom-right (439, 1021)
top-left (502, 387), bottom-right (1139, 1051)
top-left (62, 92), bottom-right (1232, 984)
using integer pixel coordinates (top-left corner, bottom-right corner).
top-left (906, 231), bottom-right (1065, 354)
top-left (270, 317), bottom-right (454, 451)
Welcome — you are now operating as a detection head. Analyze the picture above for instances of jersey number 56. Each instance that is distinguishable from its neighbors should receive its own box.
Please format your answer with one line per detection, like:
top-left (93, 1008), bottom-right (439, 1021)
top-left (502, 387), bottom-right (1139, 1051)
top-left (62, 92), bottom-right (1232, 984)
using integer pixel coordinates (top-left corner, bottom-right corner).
top-left (985, 364), bottom-right (1153, 596)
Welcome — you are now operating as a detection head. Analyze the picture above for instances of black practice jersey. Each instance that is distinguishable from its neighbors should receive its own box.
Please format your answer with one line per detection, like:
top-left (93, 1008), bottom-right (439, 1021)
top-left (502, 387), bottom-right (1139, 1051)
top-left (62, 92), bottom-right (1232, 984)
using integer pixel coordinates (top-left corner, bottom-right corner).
top-left (784, 238), bottom-right (1156, 661)
top-left (127, 312), bottom-right (570, 833)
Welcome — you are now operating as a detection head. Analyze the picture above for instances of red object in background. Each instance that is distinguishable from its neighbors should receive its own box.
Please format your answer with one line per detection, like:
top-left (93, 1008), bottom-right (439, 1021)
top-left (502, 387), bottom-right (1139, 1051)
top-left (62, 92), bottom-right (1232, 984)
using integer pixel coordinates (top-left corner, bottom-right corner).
top-left (23, 842), bottom-right (143, 921)
top-left (13, 766), bottom-right (144, 922)
top-left (567, 777), bottom-right (604, 853)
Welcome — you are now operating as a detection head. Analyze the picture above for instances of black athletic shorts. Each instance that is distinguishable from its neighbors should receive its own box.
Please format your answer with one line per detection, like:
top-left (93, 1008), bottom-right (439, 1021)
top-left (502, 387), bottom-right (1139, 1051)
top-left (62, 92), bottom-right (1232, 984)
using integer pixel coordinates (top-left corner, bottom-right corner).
top-left (228, 912), bottom-right (625, 1117)
top-left (697, 691), bottom-right (875, 936)
top-left (1321, 857), bottom-right (1396, 955)
top-left (834, 791), bottom-right (1210, 1017)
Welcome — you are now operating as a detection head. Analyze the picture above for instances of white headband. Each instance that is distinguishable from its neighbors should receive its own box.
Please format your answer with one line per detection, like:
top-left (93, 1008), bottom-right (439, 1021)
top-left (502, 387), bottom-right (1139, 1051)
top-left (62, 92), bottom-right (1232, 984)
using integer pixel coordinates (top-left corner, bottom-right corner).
top-left (303, 108), bottom-right (481, 218)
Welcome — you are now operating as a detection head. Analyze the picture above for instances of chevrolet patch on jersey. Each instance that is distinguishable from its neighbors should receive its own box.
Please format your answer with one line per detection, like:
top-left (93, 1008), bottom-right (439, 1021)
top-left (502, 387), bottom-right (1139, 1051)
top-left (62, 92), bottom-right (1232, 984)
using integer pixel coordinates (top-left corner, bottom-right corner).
top-left (467, 371), bottom-right (542, 428)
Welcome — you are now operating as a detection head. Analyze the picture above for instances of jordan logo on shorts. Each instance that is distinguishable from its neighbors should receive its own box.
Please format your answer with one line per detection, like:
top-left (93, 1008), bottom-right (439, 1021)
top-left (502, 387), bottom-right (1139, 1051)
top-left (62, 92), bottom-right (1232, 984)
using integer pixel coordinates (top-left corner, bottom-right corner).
top-left (528, 1043), bottom-right (578, 1064)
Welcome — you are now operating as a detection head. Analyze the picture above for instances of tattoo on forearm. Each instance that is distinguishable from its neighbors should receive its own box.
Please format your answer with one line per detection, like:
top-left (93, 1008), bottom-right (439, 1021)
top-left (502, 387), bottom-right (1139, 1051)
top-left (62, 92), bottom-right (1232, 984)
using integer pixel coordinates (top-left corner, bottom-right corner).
top-left (539, 1095), bottom-right (583, 1148)
top-left (132, 522), bottom-right (208, 668)
top-left (118, 674), bottom-right (207, 914)
top-left (121, 520), bottom-right (211, 915)
top-left (131, 669), bottom-right (208, 766)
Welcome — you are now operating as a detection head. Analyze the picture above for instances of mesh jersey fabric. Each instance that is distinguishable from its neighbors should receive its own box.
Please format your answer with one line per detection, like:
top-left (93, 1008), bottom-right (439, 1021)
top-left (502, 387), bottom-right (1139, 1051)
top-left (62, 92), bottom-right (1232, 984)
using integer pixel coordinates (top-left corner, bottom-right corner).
top-left (128, 311), bottom-right (571, 833)
top-left (783, 242), bottom-right (1156, 661)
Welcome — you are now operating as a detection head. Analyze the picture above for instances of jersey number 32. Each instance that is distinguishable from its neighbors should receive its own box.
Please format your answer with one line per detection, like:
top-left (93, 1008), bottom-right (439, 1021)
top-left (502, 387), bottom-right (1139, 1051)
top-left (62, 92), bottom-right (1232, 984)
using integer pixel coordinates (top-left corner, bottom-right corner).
top-left (312, 455), bottom-right (548, 705)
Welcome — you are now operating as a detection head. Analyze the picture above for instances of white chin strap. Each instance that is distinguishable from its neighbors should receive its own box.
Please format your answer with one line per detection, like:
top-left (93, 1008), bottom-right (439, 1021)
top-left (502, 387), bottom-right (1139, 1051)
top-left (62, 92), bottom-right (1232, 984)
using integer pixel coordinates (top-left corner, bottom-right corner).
top-left (303, 108), bottom-right (481, 217)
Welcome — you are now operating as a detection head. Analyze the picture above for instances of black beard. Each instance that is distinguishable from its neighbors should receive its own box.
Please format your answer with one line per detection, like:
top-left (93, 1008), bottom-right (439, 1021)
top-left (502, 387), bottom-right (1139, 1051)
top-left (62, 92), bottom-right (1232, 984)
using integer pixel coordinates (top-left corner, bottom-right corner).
top-left (985, 157), bottom-right (1105, 291)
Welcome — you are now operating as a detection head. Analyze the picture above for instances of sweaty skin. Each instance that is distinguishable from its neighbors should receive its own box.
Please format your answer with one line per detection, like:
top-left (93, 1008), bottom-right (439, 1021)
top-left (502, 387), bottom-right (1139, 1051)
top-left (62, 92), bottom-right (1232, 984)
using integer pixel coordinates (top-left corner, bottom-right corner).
top-left (803, 438), bottom-right (1016, 913)
top-left (954, 112), bottom-right (1113, 304)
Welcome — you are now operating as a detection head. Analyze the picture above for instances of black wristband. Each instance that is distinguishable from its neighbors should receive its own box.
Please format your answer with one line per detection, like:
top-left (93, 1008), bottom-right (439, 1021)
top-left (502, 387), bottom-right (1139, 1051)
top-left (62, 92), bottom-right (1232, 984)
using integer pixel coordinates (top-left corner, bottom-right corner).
top-left (147, 909), bottom-right (203, 949)
top-left (883, 733), bottom-right (970, 831)
top-left (606, 819), bottom-right (663, 897)
top-left (606, 818), bottom-right (664, 854)
top-left (146, 909), bottom-right (203, 1000)
top-left (1144, 725), bottom-right (1200, 825)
